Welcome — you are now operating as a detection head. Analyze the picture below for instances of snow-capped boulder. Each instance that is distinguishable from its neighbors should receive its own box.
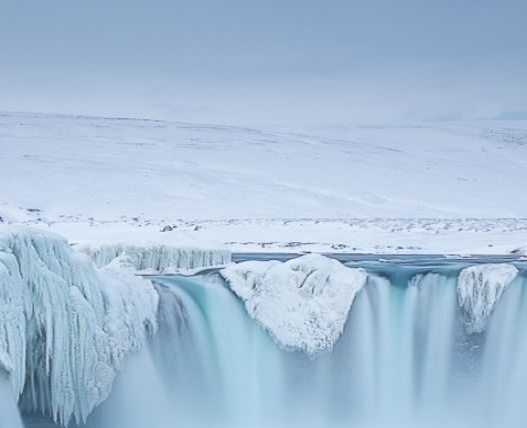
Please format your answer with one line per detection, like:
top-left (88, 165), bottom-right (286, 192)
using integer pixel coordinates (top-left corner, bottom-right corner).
top-left (457, 263), bottom-right (519, 334)
top-left (78, 242), bottom-right (231, 273)
top-left (0, 226), bottom-right (158, 425)
top-left (220, 254), bottom-right (367, 357)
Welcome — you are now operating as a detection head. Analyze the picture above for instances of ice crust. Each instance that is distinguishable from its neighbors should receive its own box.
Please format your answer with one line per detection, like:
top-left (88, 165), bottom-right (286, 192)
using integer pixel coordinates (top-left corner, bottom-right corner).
top-left (220, 254), bottom-right (368, 357)
top-left (457, 263), bottom-right (519, 333)
top-left (78, 242), bottom-right (231, 273)
top-left (0, 226), bottom-right (158, 425)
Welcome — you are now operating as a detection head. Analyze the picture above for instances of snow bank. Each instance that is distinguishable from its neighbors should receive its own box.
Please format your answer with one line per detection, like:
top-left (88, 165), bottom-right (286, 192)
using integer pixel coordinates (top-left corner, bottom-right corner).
top-left (78, 242), bottom-right (231, 273)
top-left (0, 226), bottom-right (158, 425)
top-left (220, 254), bottom-right (368, 357)
top-left (457, 263), bottom-right (519, 333)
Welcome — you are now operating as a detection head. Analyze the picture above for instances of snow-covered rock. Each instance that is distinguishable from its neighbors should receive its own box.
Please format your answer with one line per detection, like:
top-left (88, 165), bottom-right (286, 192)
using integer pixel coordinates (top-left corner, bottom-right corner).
top-left (457, 264), bottom-right (519, 334)
top-left (0, 226), bottom-right (158, 425)
top-left (78, 242), bottom-right (231, 273)
top-left (511, 244), bottom-right (527, 255)
top-left (220, 254), bottom-right (368, 357)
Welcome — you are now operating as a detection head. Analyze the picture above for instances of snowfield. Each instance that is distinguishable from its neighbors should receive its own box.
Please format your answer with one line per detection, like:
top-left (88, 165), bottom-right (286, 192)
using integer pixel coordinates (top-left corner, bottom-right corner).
top-left (1, 111), bottom-right (527, 253)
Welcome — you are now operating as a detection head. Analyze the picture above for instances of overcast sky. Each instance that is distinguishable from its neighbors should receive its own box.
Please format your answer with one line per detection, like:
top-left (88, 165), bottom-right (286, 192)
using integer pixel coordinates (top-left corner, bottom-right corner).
top-left (1, 0), bottom-right (526, 126)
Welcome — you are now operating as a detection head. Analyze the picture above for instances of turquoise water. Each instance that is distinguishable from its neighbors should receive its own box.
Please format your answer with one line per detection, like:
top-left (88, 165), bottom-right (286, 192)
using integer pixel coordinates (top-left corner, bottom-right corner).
top-left (20, 255), bottom-right (527, 427)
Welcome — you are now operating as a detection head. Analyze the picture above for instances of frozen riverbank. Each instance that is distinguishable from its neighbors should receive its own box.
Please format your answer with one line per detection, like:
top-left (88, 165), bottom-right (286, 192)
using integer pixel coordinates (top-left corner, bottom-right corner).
top-left (14, 217), bottom-right (527, 256)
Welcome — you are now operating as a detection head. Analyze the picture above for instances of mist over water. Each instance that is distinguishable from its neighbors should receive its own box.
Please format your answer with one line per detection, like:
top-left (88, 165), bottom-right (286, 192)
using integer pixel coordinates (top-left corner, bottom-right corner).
top-left (11, 257), bottom-right (527, 428)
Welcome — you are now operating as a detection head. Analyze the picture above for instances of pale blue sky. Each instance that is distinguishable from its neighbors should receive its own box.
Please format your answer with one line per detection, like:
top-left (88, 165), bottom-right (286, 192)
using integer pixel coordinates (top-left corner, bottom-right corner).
top-left (1, 0), bottom-right (526, 125)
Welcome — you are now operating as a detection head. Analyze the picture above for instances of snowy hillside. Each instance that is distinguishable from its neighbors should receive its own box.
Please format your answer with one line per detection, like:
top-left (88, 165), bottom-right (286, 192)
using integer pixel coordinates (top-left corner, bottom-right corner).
top-left (2, 111), bottom-right (527, 220)
top-left (1, 111), bottom-right (527, 253)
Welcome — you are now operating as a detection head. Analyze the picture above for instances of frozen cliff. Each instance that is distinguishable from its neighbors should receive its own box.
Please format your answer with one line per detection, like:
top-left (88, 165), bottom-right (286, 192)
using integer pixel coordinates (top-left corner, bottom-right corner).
top-left (78, 242), bottom-right (231, 273)
top-left (0, 226), bottom-right (158, 425)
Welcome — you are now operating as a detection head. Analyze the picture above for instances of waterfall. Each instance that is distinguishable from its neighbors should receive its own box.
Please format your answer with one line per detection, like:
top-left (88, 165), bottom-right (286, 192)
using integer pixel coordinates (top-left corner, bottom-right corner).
top-left (126, 268), bottom-right (526, 428)
top-left (14, 258), bottom-right (527, 428)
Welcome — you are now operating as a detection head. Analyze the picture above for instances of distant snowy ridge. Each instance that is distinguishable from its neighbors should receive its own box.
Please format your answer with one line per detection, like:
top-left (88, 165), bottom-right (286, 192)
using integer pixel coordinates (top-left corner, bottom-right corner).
top-left (0, 226), bottom-right (158, 425)
top-left (78, 242), bottom-right (231, 273)
top-left (220, 254), bottom-right (368, 357)
top-left (457, 263), bottom-right (519, 333)
top-left (2, 113), bottom-right (527, 221)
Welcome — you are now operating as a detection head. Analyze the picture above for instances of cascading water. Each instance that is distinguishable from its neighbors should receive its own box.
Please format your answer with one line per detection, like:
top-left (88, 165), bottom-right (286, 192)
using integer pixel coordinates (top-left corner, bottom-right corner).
top-left (17, 255), bottom-right (527, 428)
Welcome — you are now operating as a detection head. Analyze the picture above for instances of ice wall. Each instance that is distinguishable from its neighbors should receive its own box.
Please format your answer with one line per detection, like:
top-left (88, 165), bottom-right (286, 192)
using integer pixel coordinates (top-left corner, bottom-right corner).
top-left (0, 226), bottom-right (158, 425)
top-left (79, 243), bottom-right (231, 273)
top-left (457, 263), bottom-right (519, 333)
top-left (220, 254), bottom-right (367, 357)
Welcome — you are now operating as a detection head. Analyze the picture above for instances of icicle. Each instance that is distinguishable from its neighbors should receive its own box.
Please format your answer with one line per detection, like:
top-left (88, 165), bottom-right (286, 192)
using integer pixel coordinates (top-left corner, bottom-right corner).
top-left (78, 242), bottom-right (231, 273)
top-left (0, 226), bottom-right (158, 426)
top-left (458, 263), bottom-right (518, 333)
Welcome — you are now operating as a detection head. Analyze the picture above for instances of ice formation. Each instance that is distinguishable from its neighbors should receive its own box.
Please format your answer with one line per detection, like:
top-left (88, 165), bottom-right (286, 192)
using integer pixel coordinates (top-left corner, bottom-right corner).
top-left (0, 226), bottom-right (158, 425)
top-left (79, 242), bottom-right (231, 273)
top-left (457, 263), bottom-right (519, 333)
top-left (220, 254), bottom-right (368, 357)
top-left (0, 369), bottom-right (23, 428)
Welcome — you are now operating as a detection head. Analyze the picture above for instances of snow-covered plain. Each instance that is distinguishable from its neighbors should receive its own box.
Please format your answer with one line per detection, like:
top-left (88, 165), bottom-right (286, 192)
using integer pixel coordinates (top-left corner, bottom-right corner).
top-left (1, 111), bottom-right (527, 254)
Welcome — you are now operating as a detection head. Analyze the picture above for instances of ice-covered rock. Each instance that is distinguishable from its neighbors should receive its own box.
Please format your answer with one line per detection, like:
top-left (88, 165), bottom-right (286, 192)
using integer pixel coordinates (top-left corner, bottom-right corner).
top-left (220, 254), bottom-right (368, 357)
top-left (78, 242), bottom-right (231, 273)
top-left (457, 263), bottom-right (519, 334)
top-left (0, 226), bottom-right (158, 425)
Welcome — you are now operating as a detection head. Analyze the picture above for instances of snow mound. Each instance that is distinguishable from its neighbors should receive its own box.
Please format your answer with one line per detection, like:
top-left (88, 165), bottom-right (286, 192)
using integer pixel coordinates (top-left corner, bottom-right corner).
top-left (220, 254), bottom-right (367, 357)
top-left (457, 263), bottom-right (519, 333)
top-left (0, 226), bottom-right (158, 425)
top-left (78, 242), bottom-right (231, 273)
